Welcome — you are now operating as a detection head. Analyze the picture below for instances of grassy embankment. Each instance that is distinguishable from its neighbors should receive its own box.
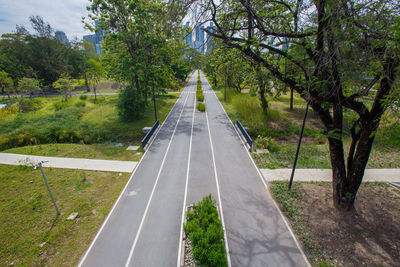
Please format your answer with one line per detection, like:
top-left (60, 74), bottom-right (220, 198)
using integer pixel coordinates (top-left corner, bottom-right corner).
top-left (0, 165), bottom-right (130, 266)
top-left (0, 93), bottom-right (179, 156)
top-left (214, 87), bottom-right (400, 169)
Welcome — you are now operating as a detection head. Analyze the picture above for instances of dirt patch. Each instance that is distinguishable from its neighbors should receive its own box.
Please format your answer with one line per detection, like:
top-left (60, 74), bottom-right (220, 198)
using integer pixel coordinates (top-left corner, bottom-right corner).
top-left (270, 182), bottom-right (400, 266)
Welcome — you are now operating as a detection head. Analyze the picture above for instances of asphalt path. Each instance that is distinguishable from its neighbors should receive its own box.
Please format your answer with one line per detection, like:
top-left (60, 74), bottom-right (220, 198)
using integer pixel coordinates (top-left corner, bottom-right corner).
top-left (78, 71), bottom-right (309, 267)
top-left (78, 73), bottom-right (196, 267)
top-left (201, 72), bottom-right (309, 267)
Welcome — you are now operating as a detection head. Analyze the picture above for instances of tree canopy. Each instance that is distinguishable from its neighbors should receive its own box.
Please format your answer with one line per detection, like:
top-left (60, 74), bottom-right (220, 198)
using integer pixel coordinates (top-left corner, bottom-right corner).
top-left (197, 0), bottom-right (400, 210)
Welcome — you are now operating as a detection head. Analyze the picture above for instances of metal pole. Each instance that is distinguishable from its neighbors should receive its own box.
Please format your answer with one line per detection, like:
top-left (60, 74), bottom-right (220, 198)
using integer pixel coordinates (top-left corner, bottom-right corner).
top-left (288, 102), bottom-right (310, 190)
top-left (37, 161), bottom-right (61, 215)
top-left (152, 84), bottom-right (157, 122)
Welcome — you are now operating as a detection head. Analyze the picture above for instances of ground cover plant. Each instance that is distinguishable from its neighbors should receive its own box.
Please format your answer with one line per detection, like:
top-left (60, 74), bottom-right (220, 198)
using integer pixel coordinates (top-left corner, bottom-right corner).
top-left (0, 165), bottom-right (130, 266)
top-left (184, 195), bottom-right (227, 267)
top-left (269, 181), bottom-right (400, 266)
top-left (0, 93), bottom-right (178, 151)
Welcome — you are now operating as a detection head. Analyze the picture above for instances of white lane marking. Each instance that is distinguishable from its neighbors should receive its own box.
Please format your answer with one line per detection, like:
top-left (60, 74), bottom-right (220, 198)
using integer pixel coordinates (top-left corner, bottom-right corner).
top-left (202, 72), bottom-right (311, 267)
top-left (77, 73), bottom-right (191, 267)
top-left (124, 78), bottom-right (193, 267)
top-left (176, 81), bottom-right (196, 267)
top-left (204, 78), bottom-right (232, 267)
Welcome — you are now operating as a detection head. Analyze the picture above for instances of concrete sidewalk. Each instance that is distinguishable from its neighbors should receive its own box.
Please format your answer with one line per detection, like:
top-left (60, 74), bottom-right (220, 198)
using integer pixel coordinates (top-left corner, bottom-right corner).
top-left (261, 168), bottom-right (400, 182)
top-left (0, 153), bottom-right (137, 173)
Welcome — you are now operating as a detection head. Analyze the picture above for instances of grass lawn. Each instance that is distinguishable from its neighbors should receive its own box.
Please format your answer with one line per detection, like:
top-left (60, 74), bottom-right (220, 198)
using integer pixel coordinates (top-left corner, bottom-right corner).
top-left (269, 181), bottom-right (400, 266)
top-left (215, 89), bottom-right (400, 169)
top-left (0, 164), bottom-right (130, 266)
top-left (0, 93), bottom-right (178, 151)
top-left (2, 143), bottom-right (142, 161)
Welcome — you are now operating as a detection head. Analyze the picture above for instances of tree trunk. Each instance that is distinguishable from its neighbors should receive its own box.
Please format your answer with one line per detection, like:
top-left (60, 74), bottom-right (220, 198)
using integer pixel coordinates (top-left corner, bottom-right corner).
top-left (84, 73), bottom-right (90, 92)
top-left (258, 80), bottom-right (268, 116)
top-left (290, 88), bottom-right (294, 110)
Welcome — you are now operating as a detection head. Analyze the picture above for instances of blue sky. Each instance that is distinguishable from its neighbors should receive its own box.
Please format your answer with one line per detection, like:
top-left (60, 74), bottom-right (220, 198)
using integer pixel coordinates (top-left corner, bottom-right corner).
top-left (0, 0), bottom-right (92, 40)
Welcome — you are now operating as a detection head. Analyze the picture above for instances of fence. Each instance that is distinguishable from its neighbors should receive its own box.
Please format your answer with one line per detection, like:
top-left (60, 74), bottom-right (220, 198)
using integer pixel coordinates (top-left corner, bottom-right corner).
top-left (236, 119), bottom-right (253, 152)
top-left (141, 120), bottom-right (159, 150)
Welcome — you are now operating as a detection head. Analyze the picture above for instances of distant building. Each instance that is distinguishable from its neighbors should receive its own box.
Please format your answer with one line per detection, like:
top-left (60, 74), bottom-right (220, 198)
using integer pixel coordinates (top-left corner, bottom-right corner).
top-left (82, 21), bottom-right (104, 54)
top-left (205, 22), bottom-right (216, 54)
top-left (55, 31), bottom-right (69, 45)
top-left (194, 25), bottom-right (205, 53)
top-left (94, 21), bottom-right (104, 54)
top-left (83, 34), bottom-right (95, 44)
top-left (183, 21), bottom-right (192, 47)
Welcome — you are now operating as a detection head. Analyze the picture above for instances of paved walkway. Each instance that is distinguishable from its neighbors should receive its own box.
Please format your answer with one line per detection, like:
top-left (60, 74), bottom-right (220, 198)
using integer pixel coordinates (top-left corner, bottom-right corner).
top-left (261, 168), bottom-right (400, 182)
top-left (0, 153), bottom-right (136, 173)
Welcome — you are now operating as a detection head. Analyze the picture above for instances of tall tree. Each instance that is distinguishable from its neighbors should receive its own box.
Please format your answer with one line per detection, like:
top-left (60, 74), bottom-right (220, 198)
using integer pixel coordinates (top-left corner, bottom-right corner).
top-left (199, 0), bottom-right (400, 210)
top-left (17, 77), bottom-right (40, 112)
top-left (86, 0), bottom-right (187, 120)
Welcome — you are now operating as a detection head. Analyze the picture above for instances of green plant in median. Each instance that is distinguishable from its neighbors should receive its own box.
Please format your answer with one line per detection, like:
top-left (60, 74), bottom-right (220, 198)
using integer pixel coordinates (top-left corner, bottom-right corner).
top-left (198, 103), bottom-right (206, 112)
top-left (184, 195), bottom-right (227, 267)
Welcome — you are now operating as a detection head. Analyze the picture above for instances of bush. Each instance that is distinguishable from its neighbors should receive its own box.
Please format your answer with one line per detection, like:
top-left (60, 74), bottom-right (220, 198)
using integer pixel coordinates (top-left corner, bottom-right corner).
top-left (117, 85), bottom-right (147, 122)
top-left (79, 95), bottom-right (87, 101)
top-left (53, 100), bottom-right (69, 111)
top-left (197, 94), bottom-right (204, 102)
top-left (184, 195), bottom-right (227, 267)
top-left (198, 103), bottom-right (206, 112)
top-left (196, 90), bottom-right (204, 102)
top-left (23, 98), bottom-right (43, 112)
top-left (255, 136), bottom-right (281, 152)
top-left (75, 101), bottom-right (86, 108)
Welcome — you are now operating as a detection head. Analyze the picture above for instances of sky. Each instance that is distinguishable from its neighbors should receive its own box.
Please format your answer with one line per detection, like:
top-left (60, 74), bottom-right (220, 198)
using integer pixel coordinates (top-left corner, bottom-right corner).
top-left (0, 0), bottom-right (93, 40)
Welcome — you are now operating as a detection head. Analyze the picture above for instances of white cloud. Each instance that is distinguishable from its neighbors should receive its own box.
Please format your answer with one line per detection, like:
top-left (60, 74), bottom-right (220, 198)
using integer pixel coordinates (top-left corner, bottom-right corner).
top-left (0, 0), bottom-right (93, 40)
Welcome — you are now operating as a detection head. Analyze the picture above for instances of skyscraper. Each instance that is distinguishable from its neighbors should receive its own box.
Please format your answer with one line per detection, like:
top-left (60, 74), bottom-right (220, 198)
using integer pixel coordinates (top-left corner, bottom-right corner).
top-left (206, 22), bottom-right (216, 54)
top-left (183, 21), bottom-right (192, 47)
top-left (82, 21), bottom-right (104, 55)
top-left (94, 21), bottom-right (104, 54)
top-left (55, 31), bottom-right (69, 45)
top-left (193, 25), bottom-right (205, 53)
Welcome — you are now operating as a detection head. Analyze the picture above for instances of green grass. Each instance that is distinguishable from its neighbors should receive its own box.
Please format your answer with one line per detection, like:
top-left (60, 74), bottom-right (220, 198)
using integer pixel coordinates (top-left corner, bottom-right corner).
top-left (2, 143), bottom-right (142, 161)
top-left (0, 165), bottom-right (130, 266)
top-left (253, 143), bottom-right (400, 169)
top-left (0, 94), bottom-right (178, 151)
top-left (214, 89), bottom-right (400, 169)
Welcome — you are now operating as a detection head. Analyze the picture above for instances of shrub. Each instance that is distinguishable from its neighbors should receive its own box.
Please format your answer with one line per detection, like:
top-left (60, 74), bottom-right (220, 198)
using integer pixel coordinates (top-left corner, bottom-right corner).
top-left (197, 94), bottom-right (204, 102)
top-left (75, 101), bottom-right (86, 108)
top-left (79, 95), bottom-right (87, 101)
top-left (184, 195), bottom-right (227, 267)
top-left (255, 136), bottom-right (281, 152)
top-left (23, 98), bottom-right (43, 112)
top-left (198, 103), bottom-right (206, 112)
top-left (117, 84), bottom-right (147, 122)
top-left (53, 100), bottom-right (69, 111)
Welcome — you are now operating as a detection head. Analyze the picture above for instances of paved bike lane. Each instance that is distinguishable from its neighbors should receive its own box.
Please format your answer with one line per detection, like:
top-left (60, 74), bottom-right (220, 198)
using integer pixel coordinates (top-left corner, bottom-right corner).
top-left (78, 73), bottom-right (196, 267)
top-left (201, 72), bottom-right (310, 267)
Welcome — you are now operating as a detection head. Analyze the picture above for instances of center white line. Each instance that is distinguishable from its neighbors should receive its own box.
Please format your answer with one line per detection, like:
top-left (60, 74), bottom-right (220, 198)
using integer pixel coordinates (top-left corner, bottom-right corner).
top-left (124, 76), bottom-right (193, 267)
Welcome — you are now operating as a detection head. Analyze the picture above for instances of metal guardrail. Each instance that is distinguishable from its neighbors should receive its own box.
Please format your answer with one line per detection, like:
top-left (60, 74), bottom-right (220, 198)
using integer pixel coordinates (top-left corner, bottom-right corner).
top-left (141, 120), bottom-right (159, 149)
top-left (236, 119), bottom-right (253, 152)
